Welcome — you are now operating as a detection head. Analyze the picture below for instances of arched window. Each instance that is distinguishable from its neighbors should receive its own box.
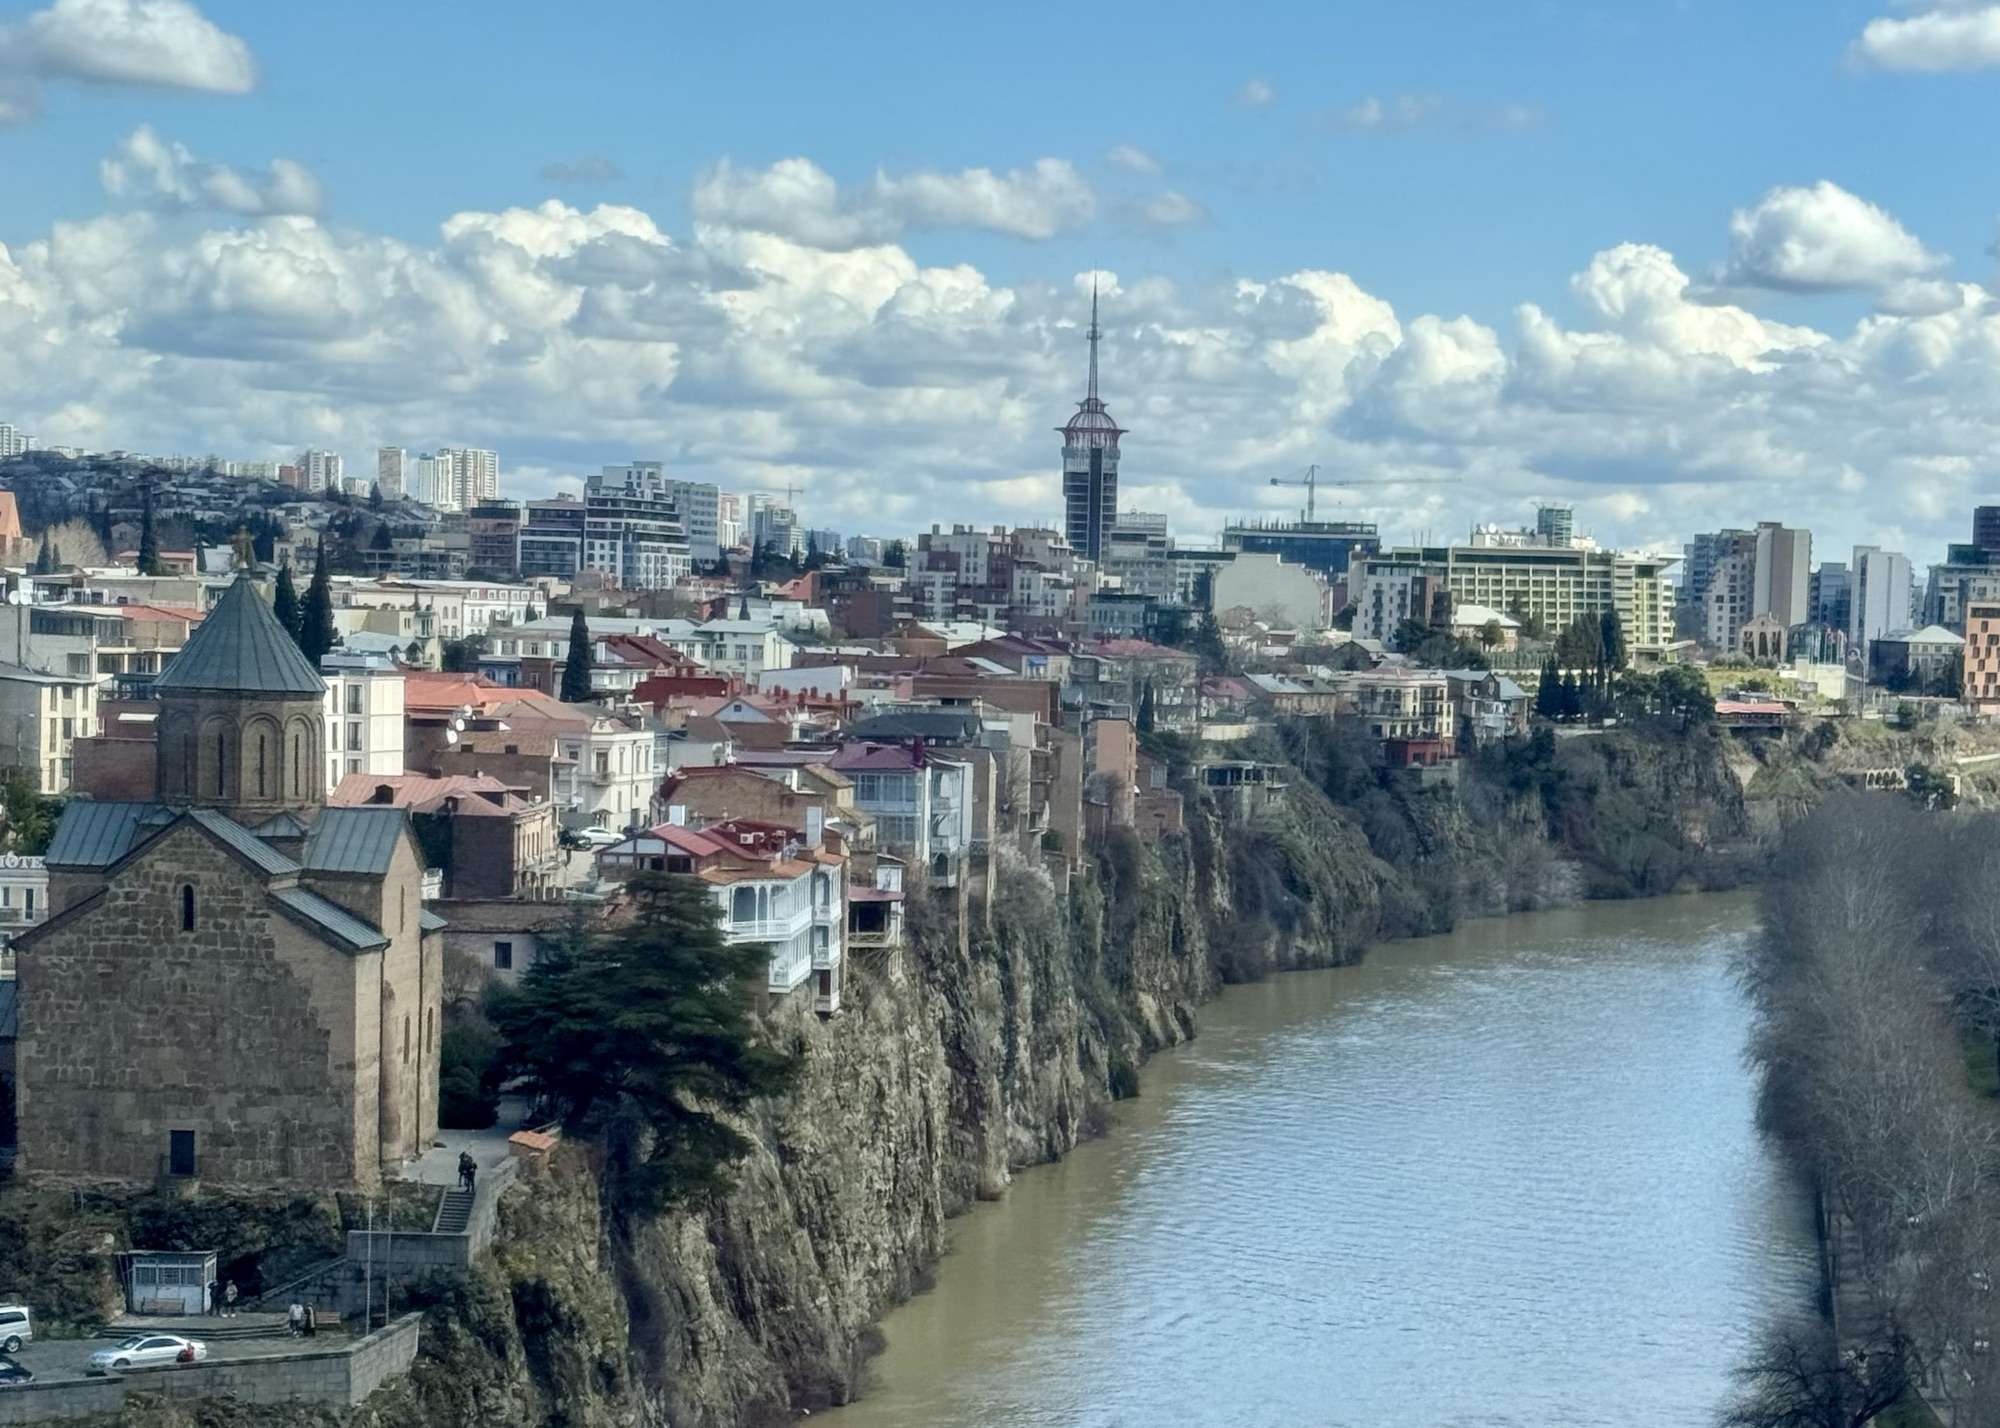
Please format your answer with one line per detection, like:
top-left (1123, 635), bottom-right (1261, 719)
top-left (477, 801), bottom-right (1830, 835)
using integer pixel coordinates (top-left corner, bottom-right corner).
top-left (255, 734), bottom-right (268, 798)
top-left (181, 884), bottom-right (196, 932)
top-left (291, 733), bottom-right (301, 797)
top-left (214, 730), bottom-right (227, 796)
top-left (732, 887), bottom-right (755, 924)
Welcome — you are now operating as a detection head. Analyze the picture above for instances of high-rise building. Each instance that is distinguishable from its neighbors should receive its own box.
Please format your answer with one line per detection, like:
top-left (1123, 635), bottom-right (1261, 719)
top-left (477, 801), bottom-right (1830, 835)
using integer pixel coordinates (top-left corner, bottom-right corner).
top-left (1059, 283), bottom-right (1122, 562)
top-left (1850, 545), bottom-right (1914, 673)
top-left (717, 493), bottom-right (746, 553)
top-left (1220, 519), bottom-right (1380, 581)
top-left (1975, 506), bottom-right (2000, 557)
top-left (751, 499), bottom-right (800, 559)
top-left (1752, 521), bottom-right (1811, 630)
top-left (1810, 562), bottom-right (1851, 632)
top-left (0, 424), bottom-right (34, 458)
top-left (1684, 523), bottom-right (1809, 652)
top-left (437, 447), bottom-right (499, 509)
top-left (468, 501), bottom-right (524, 578)
top-left (584, 464), bottom-right (689, 589)
top-left (1376, 540), bottom-right (1678, 657)
top-left (296, 449), bottom-right (343, 494)
top-left (1535, 503), bottom-right (1575, 548)
top-left (662, 479), bottom-right (721, 566)
top-left (519, 498), bottom-right (586, 581)
top-left (376, 447), bottom-right (408, 500)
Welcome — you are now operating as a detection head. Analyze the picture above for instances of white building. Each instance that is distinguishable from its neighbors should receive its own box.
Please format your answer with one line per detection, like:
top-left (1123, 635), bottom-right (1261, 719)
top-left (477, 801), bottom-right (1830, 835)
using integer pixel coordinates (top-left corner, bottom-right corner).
top-left (0, 852), bottom-right (48, 963)
top-left (0, 662), bottom-right (98, 793)
top-left (438, 447), bottom-right (499, 509)
top-left (376, 447), bottom-right (409, 500)
top-left (1851, 545), bottom-right (1915, 676)
top-left (296, 449), bottom-right (343, 494)
top-left (664, 479), bottom-right (722, 567)
top-left (0, 424), bottom-right (33, 458)
top-left (585, 463), bottom-right (691, 589)
top-left (321, 652), bottom-right (406, 790)
top-left (1212, 552), bottom-right (1332, 631)
top-left (559, 716), bottom-right (657, 832)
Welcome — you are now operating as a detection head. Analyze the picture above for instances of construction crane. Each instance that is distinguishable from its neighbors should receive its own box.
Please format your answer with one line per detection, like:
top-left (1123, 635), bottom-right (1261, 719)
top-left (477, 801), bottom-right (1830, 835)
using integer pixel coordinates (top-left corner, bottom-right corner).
top-left (1268, 464), bottom-right (1459, 522)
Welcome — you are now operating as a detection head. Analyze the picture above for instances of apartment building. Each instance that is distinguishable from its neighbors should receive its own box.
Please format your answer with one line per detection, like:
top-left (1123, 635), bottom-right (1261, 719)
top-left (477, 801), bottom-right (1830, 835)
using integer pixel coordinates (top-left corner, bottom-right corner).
top-left (585, 463), bottom-right (690, 589)
top-left (1376, 541), bottom-right (1677, 657)
top-left (0, 662), bottom-right (98, 792)
top-left (1967, 600), bottom-right (2000, 715)
top-left (1850, 545), bottom-right (1915, 675)
top-left (321, 652), bottom-right (406, 790)
top-left (519, 498), bottom-right (586, 580)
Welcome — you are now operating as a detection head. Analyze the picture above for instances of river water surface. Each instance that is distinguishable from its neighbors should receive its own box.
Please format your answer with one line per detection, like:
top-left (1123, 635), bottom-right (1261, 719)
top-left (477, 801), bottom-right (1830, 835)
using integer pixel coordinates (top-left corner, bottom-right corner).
top-left (830, 891), bottom-right (1814, 1428)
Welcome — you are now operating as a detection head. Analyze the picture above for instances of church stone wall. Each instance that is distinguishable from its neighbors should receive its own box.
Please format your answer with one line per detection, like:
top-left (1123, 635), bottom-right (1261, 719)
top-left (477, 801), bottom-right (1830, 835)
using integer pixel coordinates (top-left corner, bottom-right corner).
top-left (18, 825), bottom-right (374, 1188)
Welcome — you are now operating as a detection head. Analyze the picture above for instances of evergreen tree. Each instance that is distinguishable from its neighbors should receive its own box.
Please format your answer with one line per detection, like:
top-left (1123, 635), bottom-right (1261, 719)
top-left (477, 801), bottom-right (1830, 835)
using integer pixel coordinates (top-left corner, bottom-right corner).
top-left (31, 534), bottom-right (53, 576)
top-left (1558, 670), bottom-right (1583, 722)
top-left (1136, 679), bottom-right (1157, 734)
top-left (493, 874), bottom-right (799, 1211)
top-left (299, 547), bottom-right (337, 665)
top-left (560, 609), bottom-right (594, 702)
top-left (272, 563), bottom-right (302, 643)
top-left (1598, 607), bottom-right (1627, 673)
top-left (1192, 611), bottom-right (1229, 676)
top-left (1535, 654), bottom-right (1562, 720)
top-left (369, 482), bottom-right (385, 511)
top-left (136, 483), bottom-right (161, 576)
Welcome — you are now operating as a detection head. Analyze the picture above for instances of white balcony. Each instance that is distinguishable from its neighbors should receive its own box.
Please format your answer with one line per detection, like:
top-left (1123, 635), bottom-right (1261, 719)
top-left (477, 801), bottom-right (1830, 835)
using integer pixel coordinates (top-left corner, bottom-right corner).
top-left (812, 934), bottom-right (841, 972)
top-left (725, 907), bottom-right (812, 944)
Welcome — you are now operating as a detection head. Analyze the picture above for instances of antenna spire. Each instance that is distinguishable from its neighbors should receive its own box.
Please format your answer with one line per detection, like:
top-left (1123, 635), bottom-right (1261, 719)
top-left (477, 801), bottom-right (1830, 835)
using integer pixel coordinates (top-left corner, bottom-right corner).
top-left (1086, 274), bottom-right (1101, 402)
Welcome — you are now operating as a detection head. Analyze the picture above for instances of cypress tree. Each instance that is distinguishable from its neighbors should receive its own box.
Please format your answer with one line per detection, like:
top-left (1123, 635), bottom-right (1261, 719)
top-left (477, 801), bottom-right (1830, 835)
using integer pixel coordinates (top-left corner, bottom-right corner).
top-left (1535, 654), bottom-right (1561, 720)
top-left (560, 609), bottom-right (594, 702)
top-left (137, 484), bottom-right (161, 576)
top-left (300, 547), bottom-right (337, 665)
top-left (1558, 670), bottom-right (1583, 722)
top-left (273, 563), bottom-right (303, 643)
top-left (31, 534), bottom-right (53, 576)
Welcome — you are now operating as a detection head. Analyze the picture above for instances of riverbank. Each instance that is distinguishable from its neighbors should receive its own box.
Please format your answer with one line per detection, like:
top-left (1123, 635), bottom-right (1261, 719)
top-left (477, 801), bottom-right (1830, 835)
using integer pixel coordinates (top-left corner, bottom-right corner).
top-left (12, 719), bottom-right (1762, 1427)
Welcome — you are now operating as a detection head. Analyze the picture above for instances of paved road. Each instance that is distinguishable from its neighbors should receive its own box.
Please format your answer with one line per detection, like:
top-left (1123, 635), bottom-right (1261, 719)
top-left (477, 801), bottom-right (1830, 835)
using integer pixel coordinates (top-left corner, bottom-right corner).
top-left (6, 1330), bottom-right (337, 1382)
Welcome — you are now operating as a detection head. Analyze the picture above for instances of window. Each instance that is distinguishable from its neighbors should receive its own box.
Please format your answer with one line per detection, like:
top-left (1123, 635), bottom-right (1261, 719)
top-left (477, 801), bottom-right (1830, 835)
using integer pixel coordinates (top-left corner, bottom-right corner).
top-left (180, 884), bottom-right (195, 932)
top-left (402, 1016), bottom-right (411, 1064)
top-left (348, 721), bottom-right (363, 752)
top-left (292, 734), bottom-right (302, 796)
top-left (346, 685), bottom-right (363, 715)
top-left (168, 1130), bottom-right (196, 1177)
top-left (493, 940), bottom-right (513, 970)
top-left (255, 735), bottom-right (268, 798)
top-left (214, 731), bottom-right (226, 796)
top-left (426, 1008), bottom-right (435, 1051)
top-left (26, 886), bottom-right (36, 917)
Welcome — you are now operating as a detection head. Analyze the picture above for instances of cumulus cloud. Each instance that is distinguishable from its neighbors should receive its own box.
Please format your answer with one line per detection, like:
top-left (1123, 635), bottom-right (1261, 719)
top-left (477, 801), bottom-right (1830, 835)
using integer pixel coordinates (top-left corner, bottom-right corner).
top-left (1334, 94), bottom-right (1445, 132)
top-left (539, 156), bottom-right (623, 185)
top-left (1141, 191), bottom-right (1208, 229)
top-left (1851, 4), bottom-right (2000, 70)
top-left (1719, 181), bottom-right (1947, 296)
top-left (1235, 77), bottom-right (1276, 108)
top-left (100, 125), bottom-right (322, 216)
top-left (0, 0), bottom-right (253, 121)
top-left (692, 156), bottom-right (1094, 247)
top-left (8, 158), bottom-right (2000, 563)
top-left (1106, 143), bottom-right (1161, 175)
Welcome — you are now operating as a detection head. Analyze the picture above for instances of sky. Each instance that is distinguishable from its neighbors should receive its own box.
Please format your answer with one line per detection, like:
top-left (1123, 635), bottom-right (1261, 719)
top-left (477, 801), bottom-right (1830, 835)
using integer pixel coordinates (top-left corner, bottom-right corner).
top-left (4, 0), bottom-right (2000, 568)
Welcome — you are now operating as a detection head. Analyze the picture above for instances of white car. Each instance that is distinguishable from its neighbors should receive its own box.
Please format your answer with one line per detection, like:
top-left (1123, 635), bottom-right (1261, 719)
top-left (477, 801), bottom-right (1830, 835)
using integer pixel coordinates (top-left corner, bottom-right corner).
top-left (88, 1335), bottom-right (207, 1374)
top-left (573, 826), bottom-right (625, 849)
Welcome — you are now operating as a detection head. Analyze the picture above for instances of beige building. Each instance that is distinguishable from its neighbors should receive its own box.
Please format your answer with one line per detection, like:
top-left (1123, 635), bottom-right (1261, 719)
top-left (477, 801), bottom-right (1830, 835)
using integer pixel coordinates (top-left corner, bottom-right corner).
top-left (13, 576), bottom-right (442, 1189)
top-left (1965, 601), bottom-right (2000, 714)
top-left (1377, 541), bottom-right (1678, 658)
top-left (0, 662), bottom-right (98, 793)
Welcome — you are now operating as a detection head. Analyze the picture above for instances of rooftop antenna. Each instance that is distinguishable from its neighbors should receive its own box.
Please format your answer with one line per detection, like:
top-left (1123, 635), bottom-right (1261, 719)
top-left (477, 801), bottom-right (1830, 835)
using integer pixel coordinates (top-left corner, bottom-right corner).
top-left (1086, 271), bottom-right (1102, 402)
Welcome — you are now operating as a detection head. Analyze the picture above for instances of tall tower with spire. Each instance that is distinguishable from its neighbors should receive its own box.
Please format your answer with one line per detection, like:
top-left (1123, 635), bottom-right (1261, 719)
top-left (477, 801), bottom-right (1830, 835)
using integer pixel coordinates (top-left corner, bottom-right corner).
top-left (1059, 280), bottom-right (1124, 562)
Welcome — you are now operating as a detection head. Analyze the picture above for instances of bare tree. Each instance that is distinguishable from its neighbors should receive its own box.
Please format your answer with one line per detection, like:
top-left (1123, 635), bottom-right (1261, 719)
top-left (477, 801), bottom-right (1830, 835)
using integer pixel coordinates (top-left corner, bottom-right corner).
top-left (1720, 1316), bottom-right (1911, 1428)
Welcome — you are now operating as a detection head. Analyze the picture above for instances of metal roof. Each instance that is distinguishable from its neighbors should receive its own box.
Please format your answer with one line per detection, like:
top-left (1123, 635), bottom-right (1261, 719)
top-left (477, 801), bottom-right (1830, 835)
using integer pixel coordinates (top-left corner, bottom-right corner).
top-left (418, 908), bottom-right (447, 933)
top-left (847, 710), bottom-right (982, 742)
top-left (154, 575), bottom-right (326, 697)
top-left (43, 801), bottom-right (170, 868)
top-left (302, 806), bottom-right (407, 875)
top-left (186, 808), bottom-right (300, 876)
top-left (269, 886), bottom-right (389, 952)
top-left (251, 811), bottom-right (312, 839)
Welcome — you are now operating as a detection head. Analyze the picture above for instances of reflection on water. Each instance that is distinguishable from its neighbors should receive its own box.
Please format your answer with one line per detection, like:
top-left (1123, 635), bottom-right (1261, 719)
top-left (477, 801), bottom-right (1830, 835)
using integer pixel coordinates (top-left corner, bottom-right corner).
top-left (829, 892), bottom-right (1813, 1428)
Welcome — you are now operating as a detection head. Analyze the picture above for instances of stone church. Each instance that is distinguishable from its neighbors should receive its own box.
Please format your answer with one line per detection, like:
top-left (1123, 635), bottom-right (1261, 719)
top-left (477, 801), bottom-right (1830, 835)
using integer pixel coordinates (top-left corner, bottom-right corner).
top-left (13, 576), bottom-right (442, 1189)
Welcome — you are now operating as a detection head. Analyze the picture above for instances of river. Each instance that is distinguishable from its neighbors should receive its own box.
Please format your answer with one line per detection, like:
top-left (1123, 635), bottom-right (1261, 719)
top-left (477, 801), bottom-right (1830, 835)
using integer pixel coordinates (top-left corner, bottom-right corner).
top-left (830, 891), bottom-right (1815, 1428)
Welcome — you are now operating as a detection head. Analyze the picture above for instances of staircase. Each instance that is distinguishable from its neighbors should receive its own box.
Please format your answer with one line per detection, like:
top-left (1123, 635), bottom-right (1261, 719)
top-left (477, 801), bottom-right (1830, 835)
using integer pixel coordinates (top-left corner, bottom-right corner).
top-left (433, 1188), bottom-right (474, 1235)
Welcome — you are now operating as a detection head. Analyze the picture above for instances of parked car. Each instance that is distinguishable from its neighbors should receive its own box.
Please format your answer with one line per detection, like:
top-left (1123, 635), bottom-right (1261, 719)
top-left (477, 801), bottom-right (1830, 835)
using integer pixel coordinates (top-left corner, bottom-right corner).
top-left (570, 826), bottom-right (625, 849)
top-left (88, 1335), bottom-right (207, 1374)
top-left (0, 1306), bottom-right (29, 1354)
top-left (0, 1358), bottom-right (33, 1387)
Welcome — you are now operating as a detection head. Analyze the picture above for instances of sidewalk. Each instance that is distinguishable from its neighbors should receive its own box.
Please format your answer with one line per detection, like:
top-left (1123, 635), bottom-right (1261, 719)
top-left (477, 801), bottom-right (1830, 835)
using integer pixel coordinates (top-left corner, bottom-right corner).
top-left (396, 1096), bottom-right (527, 1188)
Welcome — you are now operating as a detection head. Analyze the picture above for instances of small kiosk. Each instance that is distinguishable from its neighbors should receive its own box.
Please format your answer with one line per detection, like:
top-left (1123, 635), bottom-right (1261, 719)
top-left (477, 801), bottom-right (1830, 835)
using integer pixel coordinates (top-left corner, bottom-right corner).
top-left (122, 1249), bottom-right (219, 1315)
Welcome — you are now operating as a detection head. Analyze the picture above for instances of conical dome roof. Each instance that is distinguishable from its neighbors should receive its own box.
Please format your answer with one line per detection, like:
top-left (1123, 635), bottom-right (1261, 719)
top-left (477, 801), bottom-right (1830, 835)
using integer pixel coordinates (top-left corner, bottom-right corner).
top-left (154, 575), bottom-right (325, 697)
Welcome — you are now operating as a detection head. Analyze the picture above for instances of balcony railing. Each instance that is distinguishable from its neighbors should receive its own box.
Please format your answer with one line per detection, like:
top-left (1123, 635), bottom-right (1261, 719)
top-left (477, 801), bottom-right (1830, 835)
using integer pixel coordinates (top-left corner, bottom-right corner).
top-left (724, 908), bottom-right (812, 943)
top-left (812, 938), bottom-right (841, 972)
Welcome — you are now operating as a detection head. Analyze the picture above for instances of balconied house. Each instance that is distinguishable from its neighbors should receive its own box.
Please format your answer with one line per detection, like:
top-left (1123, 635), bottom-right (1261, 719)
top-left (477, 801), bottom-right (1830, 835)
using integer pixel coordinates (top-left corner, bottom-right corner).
top-left (597, 819), bottom-right (845, 1014)
top-left (1441, 670), bottom-right (1531, 748)
top-left (1327, 669), bottom-right (1456, 767)
top-left (827, 742), bottom-right (974, 887)
top-left (845, 853), bottom-right (905, 956)
top-left (331, 772), bottom-right (564, 901)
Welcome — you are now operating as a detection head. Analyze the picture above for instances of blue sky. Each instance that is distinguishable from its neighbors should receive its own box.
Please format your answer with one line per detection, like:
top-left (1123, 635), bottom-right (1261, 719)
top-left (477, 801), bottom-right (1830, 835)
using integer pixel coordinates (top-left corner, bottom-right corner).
top-left (3, 0), bottom-right (2000, 561)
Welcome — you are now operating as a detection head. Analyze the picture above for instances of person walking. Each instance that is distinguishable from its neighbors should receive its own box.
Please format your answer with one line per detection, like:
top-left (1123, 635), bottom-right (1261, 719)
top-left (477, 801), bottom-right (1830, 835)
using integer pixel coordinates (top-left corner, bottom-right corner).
top-left (222, 1281), bottom-right (238, 1318)
top-left (457, 1150), bottom-right (475, 1193)
top-left (207, 1279), bottom-right (220, 1317)
top-left (287, 1301), bottom-right (304, 1338)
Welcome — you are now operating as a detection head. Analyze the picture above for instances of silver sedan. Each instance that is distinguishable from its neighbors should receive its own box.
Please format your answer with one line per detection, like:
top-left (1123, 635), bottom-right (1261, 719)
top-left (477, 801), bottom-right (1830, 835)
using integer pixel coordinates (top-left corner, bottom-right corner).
top-left (87, 1335), bottom-right (207, 1374)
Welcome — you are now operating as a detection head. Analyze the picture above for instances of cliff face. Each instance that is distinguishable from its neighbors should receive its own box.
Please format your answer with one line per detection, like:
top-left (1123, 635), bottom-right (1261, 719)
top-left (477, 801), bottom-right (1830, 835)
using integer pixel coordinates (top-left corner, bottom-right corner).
top-left (139, 723), bottom-right (1752, 1428)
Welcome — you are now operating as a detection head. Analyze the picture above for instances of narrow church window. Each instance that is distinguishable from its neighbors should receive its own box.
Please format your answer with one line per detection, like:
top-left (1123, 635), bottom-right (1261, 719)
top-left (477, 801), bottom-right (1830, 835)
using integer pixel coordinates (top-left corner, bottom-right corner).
top-left (403, 1016), bottom-right (411, 1064)
top-left (256, 735), bottom-right (268, 798)
top-left (214, 732), bottom-right (226, 796)
top-left (181, 884), bottom-right (196, 932)
top-left (292, 734), bottom-right (301, 797)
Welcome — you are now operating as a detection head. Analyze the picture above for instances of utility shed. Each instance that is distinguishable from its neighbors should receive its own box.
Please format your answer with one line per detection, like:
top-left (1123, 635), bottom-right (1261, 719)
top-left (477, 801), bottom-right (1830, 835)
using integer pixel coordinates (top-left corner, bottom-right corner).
top-left (124, 1249), bottom-right (218, 1315)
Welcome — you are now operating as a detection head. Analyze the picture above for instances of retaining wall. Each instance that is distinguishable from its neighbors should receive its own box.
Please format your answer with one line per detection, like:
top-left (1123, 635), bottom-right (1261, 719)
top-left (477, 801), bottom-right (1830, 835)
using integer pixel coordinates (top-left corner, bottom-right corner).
top-left (0, 1314), bottom-right (422, 1425)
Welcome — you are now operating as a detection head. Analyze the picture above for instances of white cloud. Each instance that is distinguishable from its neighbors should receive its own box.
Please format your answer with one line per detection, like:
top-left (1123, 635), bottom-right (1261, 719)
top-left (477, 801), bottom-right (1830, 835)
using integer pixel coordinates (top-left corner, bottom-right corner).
top-left (1106, 143), bottom-right (1161, 175)
top-left (1141, 190), bottom-right (1208, 229)
top-left (100, 125), bottom-right (322, 216)
top-left (1720, 181), bottom-right (1947, 295)
top-left (693, 156), bottom-right (1094, 247)
top-left (1852, 4), bottom-right (2000, 70)
top-left (0, 0), bottom-right (253, 121)
top-left (1334, 95), bottom-right (1445, 132)
top-left (1235, 77), bottom-right (1276, 108)
top-left (9, 157), bottom-right (2000, 564)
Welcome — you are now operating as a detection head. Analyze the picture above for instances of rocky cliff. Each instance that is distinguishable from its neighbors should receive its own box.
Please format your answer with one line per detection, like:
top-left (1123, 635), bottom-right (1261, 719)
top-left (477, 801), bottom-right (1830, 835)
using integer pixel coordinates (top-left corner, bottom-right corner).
top-left (55, 722), bottom-right (1755, 1428)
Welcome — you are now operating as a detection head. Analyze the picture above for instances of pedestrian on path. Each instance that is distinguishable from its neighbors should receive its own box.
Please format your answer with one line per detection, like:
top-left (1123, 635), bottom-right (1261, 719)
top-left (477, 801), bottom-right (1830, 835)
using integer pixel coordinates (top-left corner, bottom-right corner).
top-left (457, 1150), bottom-right (475, 1193)
top-left (223, 1281), bottom-right (238, 1318)
top-left (287, 1302), bottom-right (304, 1338)
top-left (207, 1279), bottom-right (220, 1317)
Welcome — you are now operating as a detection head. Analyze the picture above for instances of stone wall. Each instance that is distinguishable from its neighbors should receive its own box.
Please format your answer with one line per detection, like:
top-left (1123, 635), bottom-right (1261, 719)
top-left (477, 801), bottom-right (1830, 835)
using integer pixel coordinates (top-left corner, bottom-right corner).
top-left (0, 1314), bottom-right (421, 1424)
top-left (17, 824), bottom-right (369, 1187)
